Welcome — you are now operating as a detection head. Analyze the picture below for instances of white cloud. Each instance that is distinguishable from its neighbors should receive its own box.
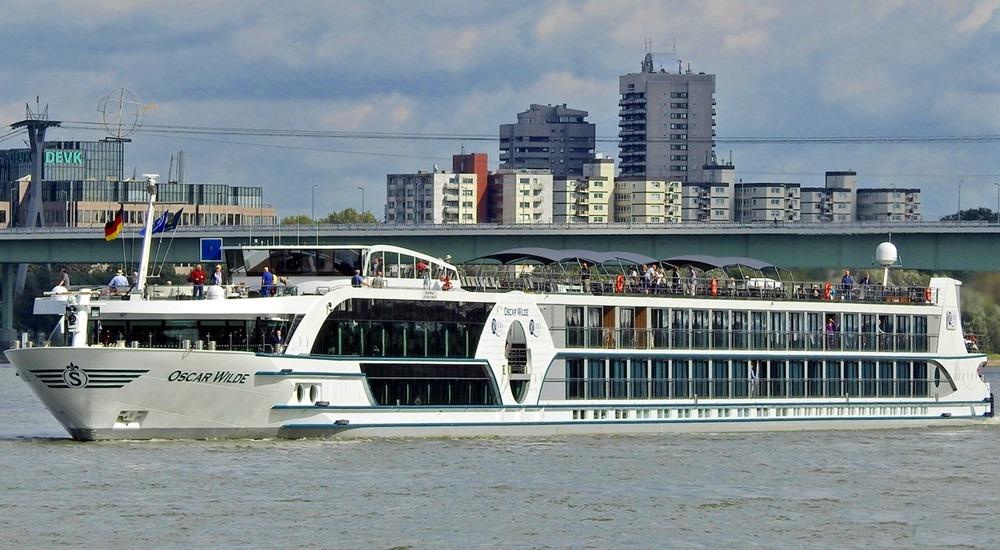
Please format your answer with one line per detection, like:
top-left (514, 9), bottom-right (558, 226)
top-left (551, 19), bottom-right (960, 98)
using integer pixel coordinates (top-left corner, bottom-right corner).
top-left (954, 0), bottom-right (1000, 33)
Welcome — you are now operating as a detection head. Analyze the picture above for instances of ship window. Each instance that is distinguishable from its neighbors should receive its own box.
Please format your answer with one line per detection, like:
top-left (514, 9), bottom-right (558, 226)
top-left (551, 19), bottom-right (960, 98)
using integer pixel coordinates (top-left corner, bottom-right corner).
top-left (588, 359), bottom-right (606, 399)
top-left (672, 360), bottom-right (689, 398)
top-left (651, 359), bottom-right (669, 397)
top-left (631, 359), bottom-right (648, 399)
top-left (732, 311), bottom-right (748, 350)
top-left (609, 359), bottom-right (627, 398)
top-left (788, 360), bottom-right (805, 397)
top-left (692, 360), bottom-right (709, 397)
top-left (566, 306), bottom-right (584, 347)
top-left (879, 361), bottom-right (894, 397)
top-left (807, 360), bottom-right (823, 397)
top-left (360, 362), bottom-right (499, 406)
top-left (312, 299), bottom-right (493, 358)
top-left (861, 361), bottom-right (877, 397)
top-left (566, 359), bottom-right (585, 399)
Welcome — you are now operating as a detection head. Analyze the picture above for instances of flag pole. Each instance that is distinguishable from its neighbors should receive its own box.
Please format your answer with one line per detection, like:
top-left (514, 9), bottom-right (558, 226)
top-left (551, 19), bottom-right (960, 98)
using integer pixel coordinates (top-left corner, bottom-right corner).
top-left (135, 174), bottom-right (159, 298)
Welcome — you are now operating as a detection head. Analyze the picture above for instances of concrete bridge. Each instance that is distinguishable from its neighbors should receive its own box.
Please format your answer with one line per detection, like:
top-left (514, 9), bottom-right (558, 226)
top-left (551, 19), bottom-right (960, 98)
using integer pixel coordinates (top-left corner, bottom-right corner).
top-left (2, 221), bottom-right (999, 330)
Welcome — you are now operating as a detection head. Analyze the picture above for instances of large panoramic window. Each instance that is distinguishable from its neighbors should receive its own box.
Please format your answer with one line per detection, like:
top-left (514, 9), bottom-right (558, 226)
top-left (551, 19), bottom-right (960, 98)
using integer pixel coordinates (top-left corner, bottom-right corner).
top-left (361, 362), bottom-right (498, 406)
top-left (311, 299), bottom-right (493, 358)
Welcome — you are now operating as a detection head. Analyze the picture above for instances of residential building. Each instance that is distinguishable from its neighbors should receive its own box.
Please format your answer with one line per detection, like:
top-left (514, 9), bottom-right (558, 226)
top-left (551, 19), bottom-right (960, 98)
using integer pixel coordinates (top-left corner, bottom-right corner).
top-left (452, 152), bottom-right (488, 222)
top-left (800, 171), bottom-right (858, 223)
top-left (734, 183), bottom-right (801, 223)
top-left (856, 188), bottom-right (922, 222)
top-left (485, 169), bottom-right (553, 224)
top-left (553, 157), bottom-right (615, 224)
top-left (499, 104), bottom-right (596, 178)
top-left (681, 182), bottom-right (732, 223)
top-left (618, 179), bottom-right (682, 224)
top-left (385, 170), bottom-right (478, 224)
top-left (619, 53), bottom-right (716, 181)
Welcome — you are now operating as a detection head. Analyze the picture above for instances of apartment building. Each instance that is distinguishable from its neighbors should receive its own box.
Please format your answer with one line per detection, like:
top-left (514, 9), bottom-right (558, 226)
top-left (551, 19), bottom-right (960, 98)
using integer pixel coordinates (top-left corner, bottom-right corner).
top-left (734, 183), bottom-right (801, 223)
top-left (385, 171), bottom-right (478, 224)
top-left (486, 169), bottom-right (553, 224)
top-left (553, 157), bottom-right (615, 224)
top-left (499, 104), bottom-right (596, 178)
top-left (619, 53), bottom-right (716, 181)
top-left (856, 188), bottom-right (922, 222)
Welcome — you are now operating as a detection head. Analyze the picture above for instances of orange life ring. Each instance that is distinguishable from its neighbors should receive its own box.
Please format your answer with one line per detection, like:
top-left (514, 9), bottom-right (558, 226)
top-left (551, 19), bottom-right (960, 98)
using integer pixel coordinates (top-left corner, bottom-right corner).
top-left (823, 282), bottom-right (832, 300)
top-left (710, 278), bottom-right (718, 296)
top-left (615, 274), bottom-right (625, 293)
top-left (924, 287), bottom-right (932, 302)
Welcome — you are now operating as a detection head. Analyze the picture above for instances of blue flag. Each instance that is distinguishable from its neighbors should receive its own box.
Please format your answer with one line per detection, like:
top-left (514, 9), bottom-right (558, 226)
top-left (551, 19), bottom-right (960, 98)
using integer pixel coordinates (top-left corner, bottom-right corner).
top-left (140, 211), bottom-right (169, 236)
top-left (164, 208), bottom-right (183, 232)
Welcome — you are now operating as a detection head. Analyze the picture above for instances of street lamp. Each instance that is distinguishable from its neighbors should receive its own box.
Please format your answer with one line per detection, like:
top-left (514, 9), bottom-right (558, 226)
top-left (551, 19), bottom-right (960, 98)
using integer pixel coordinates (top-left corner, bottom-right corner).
top-left (995, 182), bottom-right (1000, 224)
top-left (312, 184), bottom-right (318, 245)
top-left (957, 179), bottom-right (964, 222)
top-left (357, 186), bottom-right (365, 216)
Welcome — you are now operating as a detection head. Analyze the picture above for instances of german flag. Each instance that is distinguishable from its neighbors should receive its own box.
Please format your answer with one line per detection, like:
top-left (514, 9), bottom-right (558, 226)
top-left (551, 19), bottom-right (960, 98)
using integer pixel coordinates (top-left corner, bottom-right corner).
top-left (104, 205), bottom-right (124, 241)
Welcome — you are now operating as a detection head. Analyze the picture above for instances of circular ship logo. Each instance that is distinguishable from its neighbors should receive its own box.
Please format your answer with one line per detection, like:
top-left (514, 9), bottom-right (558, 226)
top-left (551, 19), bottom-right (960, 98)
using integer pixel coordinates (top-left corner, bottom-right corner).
top-left (61, 363), bottom-right (89, 388)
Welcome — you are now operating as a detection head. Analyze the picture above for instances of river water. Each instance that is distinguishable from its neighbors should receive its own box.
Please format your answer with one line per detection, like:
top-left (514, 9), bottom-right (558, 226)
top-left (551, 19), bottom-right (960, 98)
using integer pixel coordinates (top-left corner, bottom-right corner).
top-left (1, 365), bottom-right (999, 549)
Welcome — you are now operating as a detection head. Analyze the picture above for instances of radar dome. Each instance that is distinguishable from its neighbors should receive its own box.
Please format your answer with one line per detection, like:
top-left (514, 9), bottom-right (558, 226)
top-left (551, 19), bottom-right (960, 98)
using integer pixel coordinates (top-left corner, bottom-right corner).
top-left (875, 242), bottom-right (898, 266)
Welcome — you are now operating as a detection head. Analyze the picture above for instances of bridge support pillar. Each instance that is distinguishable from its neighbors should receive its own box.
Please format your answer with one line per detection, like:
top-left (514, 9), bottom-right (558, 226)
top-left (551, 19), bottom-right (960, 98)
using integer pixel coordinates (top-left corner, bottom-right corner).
top-left (1, 263), bottom-right (16, 349)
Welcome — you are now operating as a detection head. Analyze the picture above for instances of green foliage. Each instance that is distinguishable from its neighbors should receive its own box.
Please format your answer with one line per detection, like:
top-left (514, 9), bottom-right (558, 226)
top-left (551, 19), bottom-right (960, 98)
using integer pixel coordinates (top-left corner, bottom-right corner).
top-left (321, 208), bottom-right (378, 224)
top-left (280, 214), bottom-right (313, 225)
top-left (940, 207), bottom-right (999, 222)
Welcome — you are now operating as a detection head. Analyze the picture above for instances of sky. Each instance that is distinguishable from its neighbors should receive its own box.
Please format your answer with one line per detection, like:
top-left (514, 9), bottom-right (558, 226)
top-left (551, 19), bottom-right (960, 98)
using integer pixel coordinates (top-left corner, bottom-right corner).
top-left (1, 0), bottom-right (998, 220)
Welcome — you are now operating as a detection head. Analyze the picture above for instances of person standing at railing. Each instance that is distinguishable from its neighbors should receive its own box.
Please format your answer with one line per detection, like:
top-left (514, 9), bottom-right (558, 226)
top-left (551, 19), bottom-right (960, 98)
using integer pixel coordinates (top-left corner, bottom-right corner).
top-left (212, 265), bottom-right (224, 286)
top-left (841, 269), bottom-right (854, 301)
top-left (858, 272), bottom-right (871, 300)
top-left (825, 317), bottom-right (839, 349)
top-left (108, 269), bottom-right (129, 295)
top-left (260, 266), bottom-right (275, 297)
top-left (189, 264), bottom-right (206, 299)
top-left (580, 262), bottom-right (591, 293)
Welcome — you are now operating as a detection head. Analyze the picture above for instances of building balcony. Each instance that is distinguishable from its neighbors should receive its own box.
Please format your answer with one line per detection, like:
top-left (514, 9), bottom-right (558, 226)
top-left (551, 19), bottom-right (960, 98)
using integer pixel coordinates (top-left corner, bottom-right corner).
top-left (618, 130), bottom-right (647, 137)
top-left (618, 98), bottom-right (645, 107)
top-left (619, 119), bottom-right (646, 128)
top-left (619, 161), bottom-right (646, 169)
top-left (618, 108), bottom-right (646, 116)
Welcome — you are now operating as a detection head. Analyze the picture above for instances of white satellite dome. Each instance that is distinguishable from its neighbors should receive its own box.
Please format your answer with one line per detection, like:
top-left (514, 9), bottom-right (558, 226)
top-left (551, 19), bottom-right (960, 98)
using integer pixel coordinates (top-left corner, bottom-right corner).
top-left (875, 242), bottom-right (898, 267)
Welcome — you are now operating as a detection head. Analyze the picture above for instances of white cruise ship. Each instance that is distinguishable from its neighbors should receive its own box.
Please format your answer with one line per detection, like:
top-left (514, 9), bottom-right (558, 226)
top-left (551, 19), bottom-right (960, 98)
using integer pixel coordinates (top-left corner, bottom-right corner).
top-left (4, 179), bottom-right (994, 440)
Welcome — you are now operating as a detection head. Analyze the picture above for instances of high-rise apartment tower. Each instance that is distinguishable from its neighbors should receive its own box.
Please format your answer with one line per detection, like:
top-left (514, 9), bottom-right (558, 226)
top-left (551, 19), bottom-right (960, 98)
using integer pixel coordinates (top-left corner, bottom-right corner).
top-left (619, 53), bottom-right (716, 181)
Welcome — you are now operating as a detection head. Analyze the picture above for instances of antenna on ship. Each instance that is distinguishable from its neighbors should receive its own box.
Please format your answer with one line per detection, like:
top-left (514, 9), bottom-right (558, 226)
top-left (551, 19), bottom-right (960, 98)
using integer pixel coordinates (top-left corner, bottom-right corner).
top-left (875, 238), bottom-right (900, 286)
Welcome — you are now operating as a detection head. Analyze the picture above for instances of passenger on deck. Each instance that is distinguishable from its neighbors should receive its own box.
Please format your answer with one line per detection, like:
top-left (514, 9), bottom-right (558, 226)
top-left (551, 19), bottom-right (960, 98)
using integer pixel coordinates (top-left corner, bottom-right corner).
top-left (189, 264), bottom-right (206, 299)
top-left (686, 266), bottom-right (698, 296)
top-left (351, 270), bottom-right (366, 288)
top-left (260, 266), bottom-right (275, 296)
top-left (841, 270), bottom-right (854, 300)
top-left (56, 268), bottom-right (71, 288)
top-left (580, 262), bottom-right (591, 293)
top-left (212, 265), bottom-right (224, 286)
top-left (371, 271), bottom-right (386, 288)
top-left (108, 269), bottom-right (129, 295)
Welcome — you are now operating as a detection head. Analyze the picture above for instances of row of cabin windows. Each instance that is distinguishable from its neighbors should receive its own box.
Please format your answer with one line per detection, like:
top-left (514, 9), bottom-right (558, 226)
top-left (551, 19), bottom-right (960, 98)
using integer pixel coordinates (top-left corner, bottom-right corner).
top-left (312, 320), bottom-right (484, 358)
top-left (564, 307), bottom-right (930, 352)
top-left (563, 358), bottom-right (931, 400)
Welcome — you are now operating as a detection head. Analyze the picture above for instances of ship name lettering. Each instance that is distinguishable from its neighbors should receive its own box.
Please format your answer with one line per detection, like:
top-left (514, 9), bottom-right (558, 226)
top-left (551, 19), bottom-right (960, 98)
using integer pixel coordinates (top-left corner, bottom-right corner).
top-left (167, 370), bottom-right (248, 384)
top-left (503, 306), bottom-right (529, 317)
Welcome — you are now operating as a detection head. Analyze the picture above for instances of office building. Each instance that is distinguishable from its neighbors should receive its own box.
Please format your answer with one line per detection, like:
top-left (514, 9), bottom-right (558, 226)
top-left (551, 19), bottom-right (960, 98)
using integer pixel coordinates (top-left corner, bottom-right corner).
top-left (619, 53), bottom-right (716, 181)
top-left (499, 104), bottom-right (596, 178)
top-left (485, 169), bottom-right (553, 224)
top-left (385, 170), bottom-right (478, 224)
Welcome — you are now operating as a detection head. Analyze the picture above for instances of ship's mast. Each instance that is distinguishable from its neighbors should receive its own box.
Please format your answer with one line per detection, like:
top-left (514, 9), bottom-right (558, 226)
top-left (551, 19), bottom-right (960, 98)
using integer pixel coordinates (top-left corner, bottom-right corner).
top-left (135, 174), bottom-right (158, 297)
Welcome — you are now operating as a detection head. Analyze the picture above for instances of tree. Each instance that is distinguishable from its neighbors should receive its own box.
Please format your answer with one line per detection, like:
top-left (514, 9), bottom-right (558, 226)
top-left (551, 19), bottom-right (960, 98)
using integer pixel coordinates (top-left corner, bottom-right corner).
top-left (280, 214), bottom-right (314, 225)
top-left (940, 207), bottom-right (997, 222)
top-left (321, 208), bottom-right (378, 224)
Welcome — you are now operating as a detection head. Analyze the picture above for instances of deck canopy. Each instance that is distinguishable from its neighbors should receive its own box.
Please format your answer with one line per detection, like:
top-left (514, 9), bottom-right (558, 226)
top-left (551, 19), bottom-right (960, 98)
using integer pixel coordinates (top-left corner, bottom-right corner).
top-left (660, 255), bottom-right (775, 272)
top-left (467, 248), bottom-right (657, 267)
